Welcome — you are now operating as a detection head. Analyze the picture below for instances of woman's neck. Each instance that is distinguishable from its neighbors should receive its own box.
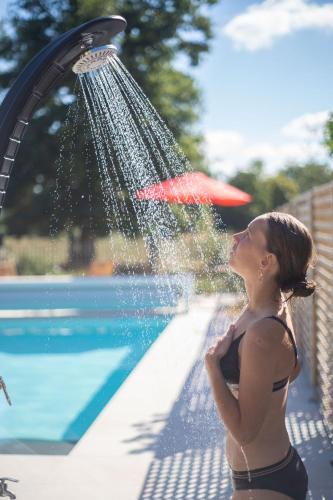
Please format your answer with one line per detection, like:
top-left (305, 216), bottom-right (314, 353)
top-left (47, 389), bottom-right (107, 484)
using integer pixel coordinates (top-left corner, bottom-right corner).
top-left (245, 281), bottom-right (284, 317)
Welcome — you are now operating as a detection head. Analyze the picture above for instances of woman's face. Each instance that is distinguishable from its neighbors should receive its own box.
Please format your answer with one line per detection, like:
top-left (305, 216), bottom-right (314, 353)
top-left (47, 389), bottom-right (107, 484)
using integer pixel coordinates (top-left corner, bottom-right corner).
top-left (228, 217), bottom-right (270, 279)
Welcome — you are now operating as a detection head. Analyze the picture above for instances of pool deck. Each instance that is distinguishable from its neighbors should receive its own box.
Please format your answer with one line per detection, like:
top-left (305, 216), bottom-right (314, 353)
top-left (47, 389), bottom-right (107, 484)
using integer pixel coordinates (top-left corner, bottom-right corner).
top-left (1, 293), bottom-right (332, 499)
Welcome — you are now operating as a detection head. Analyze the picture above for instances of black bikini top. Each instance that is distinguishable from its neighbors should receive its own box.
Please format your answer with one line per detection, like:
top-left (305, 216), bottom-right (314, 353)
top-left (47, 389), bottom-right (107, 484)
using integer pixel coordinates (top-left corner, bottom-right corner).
top-left (219, 315), bottom-right (298, 392)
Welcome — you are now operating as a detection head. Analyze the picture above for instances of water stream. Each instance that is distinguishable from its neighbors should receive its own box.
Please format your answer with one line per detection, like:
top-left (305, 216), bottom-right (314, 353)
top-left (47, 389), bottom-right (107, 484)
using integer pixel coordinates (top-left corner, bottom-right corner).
top-left (50, 52), bottom-right (249, 477)
top-left (75, 54), bottom-right (236, 287)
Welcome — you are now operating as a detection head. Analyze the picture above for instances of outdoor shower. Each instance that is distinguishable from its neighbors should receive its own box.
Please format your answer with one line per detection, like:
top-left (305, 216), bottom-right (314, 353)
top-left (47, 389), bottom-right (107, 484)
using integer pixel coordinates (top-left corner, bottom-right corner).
top-left (72, 44), bottom-right (118, 74)
top-left (0, 15), bottom-right (127, 214)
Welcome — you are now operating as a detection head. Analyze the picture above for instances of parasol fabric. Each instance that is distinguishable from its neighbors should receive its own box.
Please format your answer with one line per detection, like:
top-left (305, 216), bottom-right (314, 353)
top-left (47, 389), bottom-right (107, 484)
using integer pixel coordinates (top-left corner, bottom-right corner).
top-left (135, 171), bottom-right (252, 206)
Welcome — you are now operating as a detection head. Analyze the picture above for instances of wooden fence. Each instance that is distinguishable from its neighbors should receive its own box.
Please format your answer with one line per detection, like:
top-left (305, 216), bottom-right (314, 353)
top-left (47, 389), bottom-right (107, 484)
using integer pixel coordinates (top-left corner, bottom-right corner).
top-left (278, 180), bottom-right (333, 438)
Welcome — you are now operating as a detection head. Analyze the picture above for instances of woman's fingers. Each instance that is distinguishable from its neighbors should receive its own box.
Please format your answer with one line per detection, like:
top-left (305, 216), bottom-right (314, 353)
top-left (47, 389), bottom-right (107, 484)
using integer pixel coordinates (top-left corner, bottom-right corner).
top-left (211, 333), bottom-right (230, 351)
top-left (205, 323), bottom-right (237, 363)
top-left (225, 323), bottom-right (236, 338)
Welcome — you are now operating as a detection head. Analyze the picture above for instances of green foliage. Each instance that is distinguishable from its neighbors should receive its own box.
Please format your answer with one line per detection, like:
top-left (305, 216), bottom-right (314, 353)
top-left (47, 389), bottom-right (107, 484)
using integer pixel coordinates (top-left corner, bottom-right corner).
top-left (323, 111), bottom-right (333, 157)
top-left (214, 158), bottom-right (333, 232)
top-left (16, 254), bottom-right (55, 275)
top-left (195, 274), bottom-right (241, 295)
top-left (280, 162), bottom-right (333, 193)
top-left (213, 160), bottom-right (300, 231)
top-left (0, 0), bottom-right (217, 237)
top-left (146, 62), bottom-right (207, 168)
top-left (261, 174), bottom-right (299, 209)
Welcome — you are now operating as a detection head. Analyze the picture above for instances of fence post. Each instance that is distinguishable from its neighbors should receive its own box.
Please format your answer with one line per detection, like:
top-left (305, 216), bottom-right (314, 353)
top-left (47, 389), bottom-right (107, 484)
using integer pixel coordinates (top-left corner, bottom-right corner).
top-left (309, 187), bottom-right (317, 387)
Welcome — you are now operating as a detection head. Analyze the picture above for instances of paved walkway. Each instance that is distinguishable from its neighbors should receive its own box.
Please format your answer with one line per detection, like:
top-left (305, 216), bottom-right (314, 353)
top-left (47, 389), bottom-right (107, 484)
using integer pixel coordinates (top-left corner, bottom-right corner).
top-left (135, 297), bottom-right (333, 500)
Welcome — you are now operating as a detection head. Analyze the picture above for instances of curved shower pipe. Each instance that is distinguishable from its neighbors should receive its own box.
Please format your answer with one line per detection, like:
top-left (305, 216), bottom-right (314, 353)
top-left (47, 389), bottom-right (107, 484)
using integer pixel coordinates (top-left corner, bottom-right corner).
top-left (0, 15), bottom-right (127, 213)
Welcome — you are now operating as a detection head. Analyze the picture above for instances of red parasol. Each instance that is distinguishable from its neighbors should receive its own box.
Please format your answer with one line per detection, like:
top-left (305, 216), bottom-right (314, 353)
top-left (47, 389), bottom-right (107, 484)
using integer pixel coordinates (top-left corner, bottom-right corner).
top-left (135, 171), bottom-right (252, 206)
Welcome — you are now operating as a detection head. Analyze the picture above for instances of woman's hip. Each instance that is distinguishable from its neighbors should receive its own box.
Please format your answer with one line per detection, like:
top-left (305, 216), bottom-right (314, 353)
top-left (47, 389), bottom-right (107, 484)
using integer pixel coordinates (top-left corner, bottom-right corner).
top-left (230, 444), bottom-right (308, 500)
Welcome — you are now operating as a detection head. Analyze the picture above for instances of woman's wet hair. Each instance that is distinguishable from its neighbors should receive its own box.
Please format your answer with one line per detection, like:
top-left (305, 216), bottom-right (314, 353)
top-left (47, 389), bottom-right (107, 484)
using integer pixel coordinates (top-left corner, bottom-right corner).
top-left (262, 211), bottom-right (317, 302)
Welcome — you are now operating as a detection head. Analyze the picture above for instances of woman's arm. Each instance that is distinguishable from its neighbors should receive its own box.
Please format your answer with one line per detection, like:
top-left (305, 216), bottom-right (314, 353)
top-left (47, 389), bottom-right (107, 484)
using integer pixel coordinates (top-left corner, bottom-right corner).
top-left (289, 358), bottom-right (301, 383)
top-left (205, 318), bottom-right (281, 446)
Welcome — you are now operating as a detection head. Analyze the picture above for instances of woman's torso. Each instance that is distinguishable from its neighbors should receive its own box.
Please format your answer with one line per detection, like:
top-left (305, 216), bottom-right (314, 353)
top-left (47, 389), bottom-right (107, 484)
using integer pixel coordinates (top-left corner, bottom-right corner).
top-left (225, 303), bottom-right (300, 470)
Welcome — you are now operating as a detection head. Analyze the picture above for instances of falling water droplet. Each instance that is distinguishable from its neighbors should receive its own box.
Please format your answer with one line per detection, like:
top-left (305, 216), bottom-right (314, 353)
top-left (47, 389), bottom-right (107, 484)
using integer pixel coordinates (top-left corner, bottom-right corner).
top-left (240, 445), bottom-right (252, 482)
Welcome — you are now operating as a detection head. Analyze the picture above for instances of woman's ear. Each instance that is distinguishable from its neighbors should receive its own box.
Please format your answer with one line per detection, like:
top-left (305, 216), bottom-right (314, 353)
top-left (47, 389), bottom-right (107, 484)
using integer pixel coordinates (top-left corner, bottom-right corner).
top-left (268, 252), bottom-right (279, 273)
top-left (259, 253), bottom-right (270, 270)
top-left (260, 253), bottom-right (278, 272)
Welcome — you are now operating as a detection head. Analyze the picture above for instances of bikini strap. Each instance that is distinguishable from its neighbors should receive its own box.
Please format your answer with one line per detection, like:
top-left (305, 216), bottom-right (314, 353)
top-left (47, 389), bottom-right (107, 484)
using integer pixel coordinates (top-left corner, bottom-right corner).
top-left (264, 315), bottom-right (298, 367)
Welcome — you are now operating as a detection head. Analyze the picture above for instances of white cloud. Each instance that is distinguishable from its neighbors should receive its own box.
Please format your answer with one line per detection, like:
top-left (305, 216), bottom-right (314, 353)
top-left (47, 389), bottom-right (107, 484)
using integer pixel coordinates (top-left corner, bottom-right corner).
top-left (203, 130), bottom-right (246, 177)
top-left (204, 110), bottom-right (332, 178)
top-left (281, 110), bottom-right (330, 140)
top-left (204, 130), bottom-right (244, 164)
top-left (222, 0), bottom-right (333, 51)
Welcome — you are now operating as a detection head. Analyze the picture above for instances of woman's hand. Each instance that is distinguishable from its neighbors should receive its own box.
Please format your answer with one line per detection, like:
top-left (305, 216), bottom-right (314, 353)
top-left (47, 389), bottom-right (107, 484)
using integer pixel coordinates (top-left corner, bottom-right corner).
top-left (204, 324), bottom-right (236, 373)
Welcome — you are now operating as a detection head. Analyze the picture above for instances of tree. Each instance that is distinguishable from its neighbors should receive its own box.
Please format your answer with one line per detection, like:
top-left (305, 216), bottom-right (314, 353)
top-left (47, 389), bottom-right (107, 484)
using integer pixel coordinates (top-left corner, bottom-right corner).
top-left (0, 0), bottom-right (217, 266)
top-left (213, 160), bottom-right (299, 231)
top-left (324, 111), bottom-right (333, 157)
top-left (261, 173), bottom-right (299, 209)
top-left (280, 162), bottom-right (333, 193)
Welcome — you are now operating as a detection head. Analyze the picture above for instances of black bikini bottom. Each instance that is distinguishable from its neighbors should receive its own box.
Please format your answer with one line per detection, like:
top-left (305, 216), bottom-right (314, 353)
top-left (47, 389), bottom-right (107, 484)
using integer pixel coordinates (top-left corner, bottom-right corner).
top-left (230, 444), bottom-right (308, 499)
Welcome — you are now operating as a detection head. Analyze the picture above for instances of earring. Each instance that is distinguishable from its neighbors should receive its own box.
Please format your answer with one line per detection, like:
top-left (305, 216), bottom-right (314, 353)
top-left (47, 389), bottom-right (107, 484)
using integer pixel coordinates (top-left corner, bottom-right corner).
top-left (259, 268), bottom-right (264, 281)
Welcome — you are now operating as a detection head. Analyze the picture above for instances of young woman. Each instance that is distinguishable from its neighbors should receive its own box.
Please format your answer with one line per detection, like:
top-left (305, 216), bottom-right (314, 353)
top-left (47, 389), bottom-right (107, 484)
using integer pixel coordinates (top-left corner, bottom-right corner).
top-left (205, 211), bottom-right (316, 499)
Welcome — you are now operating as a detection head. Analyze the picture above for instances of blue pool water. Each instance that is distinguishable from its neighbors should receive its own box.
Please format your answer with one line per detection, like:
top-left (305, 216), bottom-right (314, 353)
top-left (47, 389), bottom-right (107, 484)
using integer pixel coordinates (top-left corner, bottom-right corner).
top-left (0, 275), bottom-right (182, 311)
top-left (0, 315), bottom-right (171, 445)
top-left (0, 276), bottom-right (193, 452)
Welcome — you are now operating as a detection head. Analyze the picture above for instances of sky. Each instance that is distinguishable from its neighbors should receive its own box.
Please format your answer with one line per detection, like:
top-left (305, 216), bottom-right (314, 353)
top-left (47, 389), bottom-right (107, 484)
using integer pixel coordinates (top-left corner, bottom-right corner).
top-left (1, 0), bottom-right (333, 180)
top-left (184, 0), bottom-right (333, 178)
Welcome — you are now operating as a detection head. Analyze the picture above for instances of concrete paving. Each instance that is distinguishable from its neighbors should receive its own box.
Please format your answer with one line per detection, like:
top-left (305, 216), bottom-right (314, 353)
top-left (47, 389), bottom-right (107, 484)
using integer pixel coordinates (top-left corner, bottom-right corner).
top-left (0, 293), bottom-right (332, 499)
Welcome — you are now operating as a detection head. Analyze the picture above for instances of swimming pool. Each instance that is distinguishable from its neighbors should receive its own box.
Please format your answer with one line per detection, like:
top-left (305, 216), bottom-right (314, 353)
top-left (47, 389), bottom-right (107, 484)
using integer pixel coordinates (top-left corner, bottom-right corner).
top-left (0, 275), bottom-right (193, 454)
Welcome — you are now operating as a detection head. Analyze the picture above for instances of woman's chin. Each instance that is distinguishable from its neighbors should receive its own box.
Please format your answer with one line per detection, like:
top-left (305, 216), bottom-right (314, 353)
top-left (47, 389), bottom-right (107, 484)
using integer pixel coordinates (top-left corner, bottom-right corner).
top-left (228, 253), bottom-right (239, 271)
top-left (228, 255), bottom-right (235, 268)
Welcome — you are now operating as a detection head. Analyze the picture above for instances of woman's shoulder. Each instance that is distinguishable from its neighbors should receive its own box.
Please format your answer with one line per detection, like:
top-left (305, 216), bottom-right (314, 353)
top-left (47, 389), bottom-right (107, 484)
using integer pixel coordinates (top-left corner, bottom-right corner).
top-left (244, 316), bottom-right (290, 350)
top-left (248, 314), bottom-right (288, 331)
